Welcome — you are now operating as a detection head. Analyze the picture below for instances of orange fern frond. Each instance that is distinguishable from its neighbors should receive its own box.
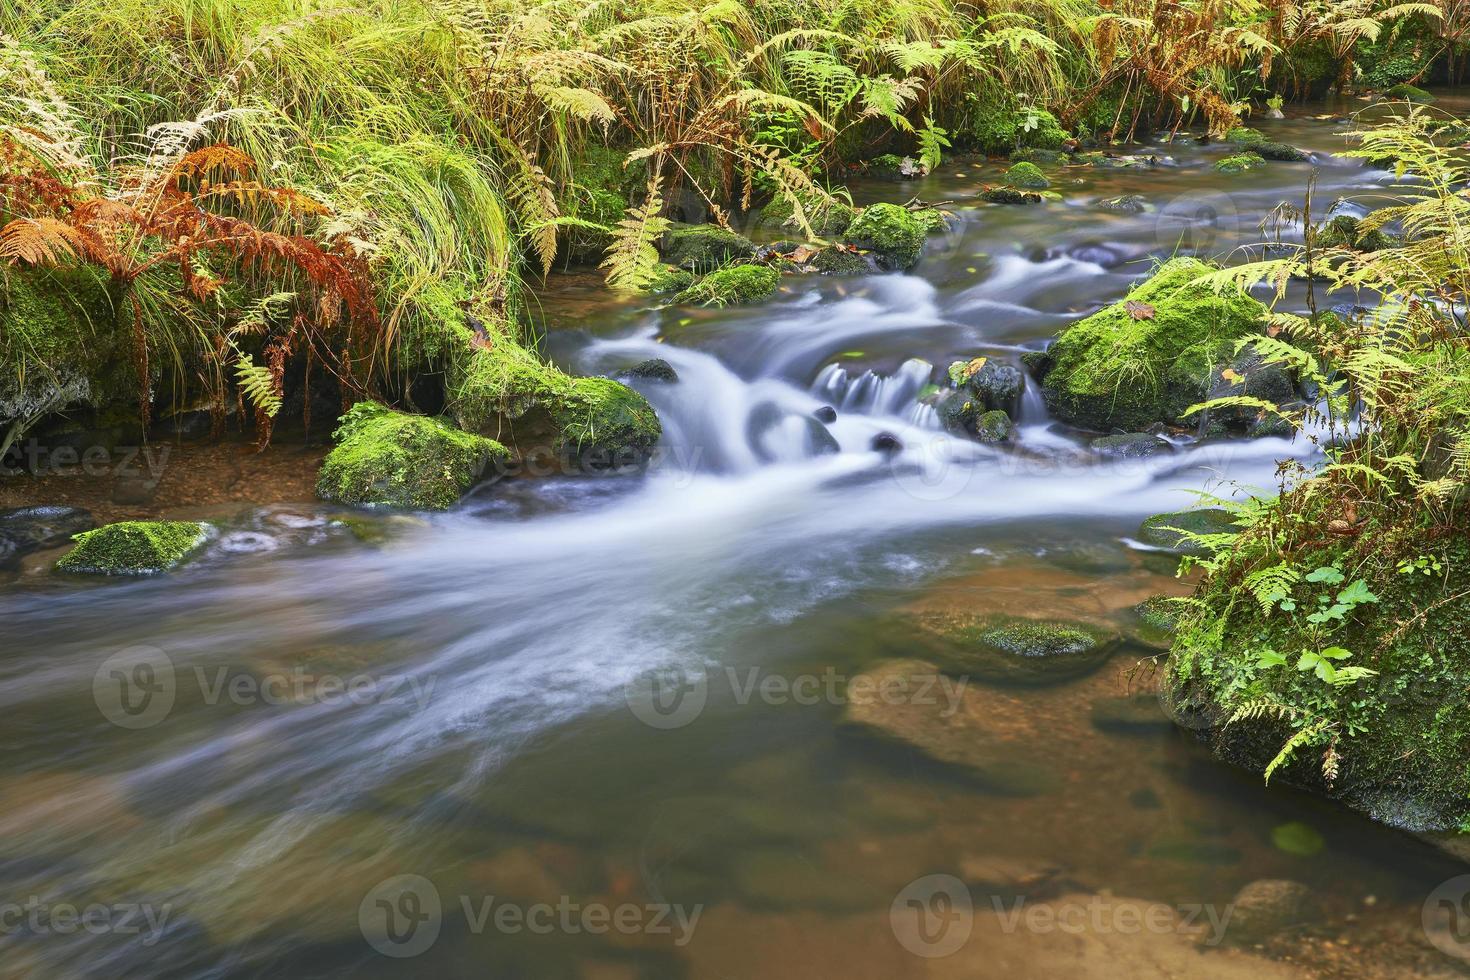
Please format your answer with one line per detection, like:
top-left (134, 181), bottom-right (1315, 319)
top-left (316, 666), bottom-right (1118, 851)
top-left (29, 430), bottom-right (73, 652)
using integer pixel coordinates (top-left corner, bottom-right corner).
top-left (172, 144), bottom-right (256, 186)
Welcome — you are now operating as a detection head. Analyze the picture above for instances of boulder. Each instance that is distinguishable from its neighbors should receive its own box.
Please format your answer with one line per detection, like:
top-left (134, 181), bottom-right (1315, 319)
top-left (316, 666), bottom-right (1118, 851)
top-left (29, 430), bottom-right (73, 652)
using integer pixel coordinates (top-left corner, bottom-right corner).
top-left (811, 246), bottom-right (873, 276)
top-left (864, 153), bottom-right (923, 181)
top-left (910, 611), bottom-right (1120, 685)
top-left (1003, 161), bottom-right (1050, 189)
top-left (1130, 594), bottom-right (1183, 650)
top-left (1097, 195), bottom-right (1150, 214)
top-left (0, 506), bottom-right (96, 569)
top-left (55, 520), bottom-right (207, 576)
top-left (975, 409), bottom-right (1014, 443)
top-left (673, 264), bottom-right (781, 306)
top-left (1224, 879), bottom-right (1314, 946)
top-left (951, 358), bottom-right (1025, 416)
top-left (1027, 258), bottom-right (1268, 432)
top-left (1386, 83), bottom-right (1434, 103)
top-left (660, 223), bottom-right (756, 271)
top-left (759, 195), bottom-right (856, 238)
top-left (843, 204), bottom-right (926, 271)
top-left (622, 358), bottom-right (679, 383)
top-left (982, 187), bottom-right (1042, 205)
top-left (1215, 153), bottom-right (1266, 173)
top-left (1254, 141), bottom-right (1310, 162)
top-left (1197, 344), bottom-right (1298, 436)
top-left (1137, 508), bottom-right (1240, 555)
top-left (1091, 432), bottom-right (1170, 459)
top-left (316, 402), bottom-right (509, 510)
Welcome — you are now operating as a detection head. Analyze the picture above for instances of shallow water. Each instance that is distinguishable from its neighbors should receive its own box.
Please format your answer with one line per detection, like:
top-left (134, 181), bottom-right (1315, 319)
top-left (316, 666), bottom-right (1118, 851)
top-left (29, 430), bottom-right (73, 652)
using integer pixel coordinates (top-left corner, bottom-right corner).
top-left (4, 100), bottom-right (1470, 978)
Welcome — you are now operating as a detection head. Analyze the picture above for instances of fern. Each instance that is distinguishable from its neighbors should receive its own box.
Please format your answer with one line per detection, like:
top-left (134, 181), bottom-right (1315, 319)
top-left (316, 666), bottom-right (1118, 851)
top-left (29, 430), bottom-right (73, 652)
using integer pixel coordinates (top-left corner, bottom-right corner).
top-left (600, 175), bottom-right (669, 291)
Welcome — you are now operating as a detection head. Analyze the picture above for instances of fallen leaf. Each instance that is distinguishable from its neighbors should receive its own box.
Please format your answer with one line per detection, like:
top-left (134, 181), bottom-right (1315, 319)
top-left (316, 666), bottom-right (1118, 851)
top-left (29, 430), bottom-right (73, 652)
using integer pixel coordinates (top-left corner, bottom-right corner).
top-left (1126, 301), bottom-right (1155, 320)
top-left (788, 244), bottom-right (818, 264)
top-left (1221, 368), bottom-right (1242, 383)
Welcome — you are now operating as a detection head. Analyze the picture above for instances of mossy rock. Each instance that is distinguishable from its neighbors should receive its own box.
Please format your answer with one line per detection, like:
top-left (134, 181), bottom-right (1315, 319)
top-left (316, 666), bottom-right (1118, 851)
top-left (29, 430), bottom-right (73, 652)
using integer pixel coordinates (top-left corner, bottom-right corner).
top-left (448, 342), bottom-right (661, 469)
top-left (1137, 508), bottom-right (1240, 555)
top-left (660, 223), bottom-right (756, 271)
top-left (673, 264), bottom-right (780, 306)
top-left (910, 208), bottom-right (952, 234)
top-left (975, 409), bottom-right (1014, 443)
top-left (1254, 141), bottom-right (1310, 162)
top-left (981, 188), bottom-right (1042, 205)
top-left (865, 153), bottom-right (920, 181)
top-left (1028, 257), bottom-right (1268, 431)
top-left (1131, 595), bottom-right (1183, 650)
top-left (1097, 195), bottom-right (1150, 215)
top-left (966, 106), bottom-right (1070, 155)
top-left (1386, 83), bottom-right (1434, 103)
top-left (811, 246), bottom-right (873, 276)
top-left (1225, 127), bottom-right (1265, 147)
top-left (1091, 432), bottom-right (1169, 459)
top-left (759, 195), bottom-right (856, 238)
top-left (1003, 161), bottom-right (1050, 190)
top-left (316, 401), bottom-right (509, 511)
top-left (1, 266), bottom-right (133, 431)
top-left (911, 612), bottom-right (1120, 685)
top-left (843, 203), bottom-right (926, 271)
top-left (55, 520), bottom-right (207, 576)
top-left (1009, 147), bottom-right (1064, 165)
top-left (622, 358), bottom-right (679, 383)
top-left (1316, 215), bottom-right (1399, 253)
top-left (645, 266), bottom-right (697, 294)
top-left (1215, 153), bottom-right (1266, 174)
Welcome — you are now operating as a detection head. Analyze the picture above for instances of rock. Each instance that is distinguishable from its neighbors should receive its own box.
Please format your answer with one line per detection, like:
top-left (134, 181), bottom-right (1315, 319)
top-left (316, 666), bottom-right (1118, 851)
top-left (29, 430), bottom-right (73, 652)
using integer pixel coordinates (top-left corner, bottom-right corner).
top-left (0, 506), bottom-right (95, 568)
top-left (812, 406), bottom-right (837, 424)
top-left (1225, 879), bottom-right (1314, 946)
top-left (644, 266), bottom-right (696, 294)
top-left (1215, 153), bottom-right (1266, 173)
top-left (843, 204), bottom-right (927, 271)
top-left (1097, 194), bottom-right (1149, 214)
top-left (975, 409), bottom-right (1014, 443)
top-left (1003, 161), bottom-right (1050, 189)
top-left (966, 107), bottom-right (1070, 155)
top-left (1091, 432), bottom-right (1169, 459)
top-left (1009, 147), bottom-right (1064, 164)
top-left (1130, 594), bottom-right (1182, 650)
top-left (811, 246), bottom-right (872, 276)
top-left (865, 153), bottom-right (922, 181)
top-left (1316, 215), bottom-right (1398, 253)
top-left (870, 432), bottom-right (902, 454)
top-left (1254, 141), bottom-right (1310, 162)
top-left (1199, 344), bottom-right (1298, 436)
top-left (673, 264), bottom-right (781, 306)
top-left (1030, 258), bottom-right (1268, 432)
top-left (759, 195), bottom-right (856, 237)
top-left (1137, 508), bottom-right (1239, 555)
top-left (958, 854), bottom-right (1068, 898)
top-left (316, 401), bottom-right (509, 510)
top-left (954, 358), bottom-right (1025, 416)
top-left (1084, 153), bottom-right (1172, 169)
top-left (55, 520), bottom-right (208, 576)
top-left (909, 207), bottom-right (951, 234)
top-left (982, 187), bottom-right (1042, 205)
top-left (1090, 694), bottom-right (1173, 734)
top-left (746, 402), bottom-right (838, 460)
top-left (659, 223), bottom-right (756, 271)
top-left (1386, 83), bottom-right (1434, 103)
top-left (623, 358), bottom-right (678, 383)
top-left (910, 612), bottom-right (1120, 685)
top-left (1225, 126), bottom-right (1264, 146)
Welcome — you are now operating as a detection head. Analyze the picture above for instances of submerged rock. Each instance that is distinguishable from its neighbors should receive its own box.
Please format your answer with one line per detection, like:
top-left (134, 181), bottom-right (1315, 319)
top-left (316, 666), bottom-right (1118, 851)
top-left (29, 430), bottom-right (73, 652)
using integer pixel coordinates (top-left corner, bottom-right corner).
top-left (843, 204), bottom-right (926, 271)
top-left (317, 402), bottom-right (509, 510)
top-left (1090, 693), bottom-right (1173, 734)
top-left (981, 187), bottom-right (1042, 205)
top-left (55, 520), bottom-right (208, 576)
top-left (910, 612), bottom-right (1120, 685)
top-left (1130, 594), bottom-right (1183, 650)
top-left (1026, 257), bottom-right (1268, 432)
top-left (1097, 194), bottom-right (1150, 214)
top-left (1137, 508), bottom-right (1240, 555)
top-left (811, 246), bottom-right (873, 276)
top-left (1224, 880), bottom-right (1314, 946)
top-left (674, 264), bottom-right (781, 307)
top-left (623, 358), bottom-right (679, 383)
top-left (0, 506), bottom-right (95, 569)
top-left (1090, 432), bottom-right (1169, 459)
top-left (660, 223), bottom-right (756, 271)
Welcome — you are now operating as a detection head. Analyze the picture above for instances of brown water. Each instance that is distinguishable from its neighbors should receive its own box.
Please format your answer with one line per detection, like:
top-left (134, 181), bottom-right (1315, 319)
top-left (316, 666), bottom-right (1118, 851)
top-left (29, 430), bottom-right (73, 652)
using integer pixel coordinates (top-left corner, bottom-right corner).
top-left (2, 97), bottom-right (1470, 978)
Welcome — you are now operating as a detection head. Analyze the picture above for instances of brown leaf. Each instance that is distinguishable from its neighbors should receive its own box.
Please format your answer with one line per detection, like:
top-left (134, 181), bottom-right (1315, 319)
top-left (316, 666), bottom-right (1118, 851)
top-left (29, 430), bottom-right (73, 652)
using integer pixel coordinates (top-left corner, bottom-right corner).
top-left (1126, 301), bottom-right (1155, 320)
top-left (788, 244), bottom-right (818, 264)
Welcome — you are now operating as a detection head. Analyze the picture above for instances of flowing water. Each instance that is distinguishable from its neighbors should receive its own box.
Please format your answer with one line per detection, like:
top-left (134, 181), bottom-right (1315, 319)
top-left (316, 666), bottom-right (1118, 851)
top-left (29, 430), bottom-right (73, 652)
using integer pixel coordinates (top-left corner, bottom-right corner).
top-left (3, 102), bottom-right (1469, 978)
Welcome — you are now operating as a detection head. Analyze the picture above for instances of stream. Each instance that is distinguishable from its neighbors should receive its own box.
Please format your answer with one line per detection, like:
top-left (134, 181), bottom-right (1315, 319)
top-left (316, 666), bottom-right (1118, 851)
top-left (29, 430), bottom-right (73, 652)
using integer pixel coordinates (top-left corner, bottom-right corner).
top-left (2, 101), bottom-right (1468, 978)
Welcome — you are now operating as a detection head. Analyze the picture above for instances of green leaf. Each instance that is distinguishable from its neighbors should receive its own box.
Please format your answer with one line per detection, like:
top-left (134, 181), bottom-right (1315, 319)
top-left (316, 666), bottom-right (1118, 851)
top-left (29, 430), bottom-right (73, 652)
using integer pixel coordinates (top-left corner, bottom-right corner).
top-left (1336, 580), bottom-right (1379, 606)
top-left (1319, 646), bottom-right (1352, 661)
top-left (1305, 565), bottom-right (1345, 585)
top-left (1255, 649), bottom-right (1288, 668)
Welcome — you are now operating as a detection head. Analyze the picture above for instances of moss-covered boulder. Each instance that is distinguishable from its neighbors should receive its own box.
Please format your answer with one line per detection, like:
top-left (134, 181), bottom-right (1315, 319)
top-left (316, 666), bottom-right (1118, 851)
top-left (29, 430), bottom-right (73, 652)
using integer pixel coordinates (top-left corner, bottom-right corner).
top-left (910, 207), bottom-right (952, 234)
top-left (1025, 258), bottom-right (1268, 431)
top-left (1, 266), bottom-right (134, 436)
top-left (1003, 162), bottom-right (1050, 190)
top-left (843, 203), bottom-right (926, 271)
top-left (966, 106), bottom-right (1069, 155)
top-left (981, 187), bottom-right (1042, 205)
top-left (448, 345), bottom-right (661, 469)
top-left (1254, 141), bottom-right (1310, 162)
top-left (1097, 194), bottom-right (1149, 214)
top-left (812, 246), bottom-right (873, 276)
top-left (660, 223), bottom-right (756, 271)
top-left (1317, 215), bottom-right (1399, 253)
top-left (759, 195), bottom-right (856, 238)
top-left (316, 402), bottom-right (508, 510)
top-left (911, 611), bottom-right (1120, 685)
top-left (56, 520), bottom-right (207, 576)
top-left (1130, 594), bottom-right (1183, 650)
top-left (1164, 535), bottom-right (1470, 837)
top-left (1009, 147), bottom-right (1065, 165)
top-left (1386, 83), bottom-right (1434, 103)
top-left (975, 409), bottom-right (1014, 443)
top-left (950, 358), bottom-right (1025, 416)
top-left (1225, 126), bottom-right (1265, 147)
top-left (673, 264), bottom-right (780, 306)
top-left (1215, 153), bottom-right (1266, 173)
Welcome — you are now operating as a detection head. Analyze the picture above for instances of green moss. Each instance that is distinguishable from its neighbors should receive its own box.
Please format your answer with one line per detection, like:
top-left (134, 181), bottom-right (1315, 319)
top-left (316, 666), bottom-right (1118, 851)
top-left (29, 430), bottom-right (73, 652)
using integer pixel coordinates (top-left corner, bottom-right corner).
top-left (1132, 595), bottom-right (1183, 650)
top-left (981, 188), bottom-right (1042, 205)
top-left (660, 223), bottom-right (756, 271)
top-left (1386, 82), bottom-right (1434, 103)
top-left (1003, 161), bottom-right (1050, 189)
top-left (1215, 152), bottom-right (1266, 173)
top-left (448, 342), bottom-right (661, 467)
top-left (966, 104), bottom-right (1070, 155)
top-left (1009, 147), bottom-right (1064, 165)
top-left (1, 265), bottom-right (130, 426)
top-left (1034, 258), bottom-right (1267, 431)
top-left (760, 195), bottom-right (856, 238)
top-left (1317, 215), bottom-right (1398, 253)
top-left (909, 208), bottom-right (951, 234)
top-left (975, 409), bottom-right (1014, 443)
top-left (912, 611), bottom-right (1119, 685)
top-left (1254, 141), bottom-right (1310, 162)
top-left (562, 146), bottom-right (638, 264)
top-left (1225, 127), bottom-right (1265, 146)
top-left (55, 520), bottom-right (207, 576)
top-left (673, 263), bottom-right (780, 307)
top-left (812, 247), bottom-right (871, 276)
top-left (865, 153), bottom-right (916, 180)
top-left (843, 203), bottom-right (926, 271)
top-left (316, 401), bottom-right (508, 510)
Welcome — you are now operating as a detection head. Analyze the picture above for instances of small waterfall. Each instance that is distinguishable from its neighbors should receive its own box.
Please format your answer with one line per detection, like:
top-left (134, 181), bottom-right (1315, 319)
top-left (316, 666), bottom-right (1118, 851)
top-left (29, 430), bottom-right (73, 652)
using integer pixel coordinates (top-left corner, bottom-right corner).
top-left (1017, 368), bottom-right (1049, 424)
top-left (812, 358), bottom-right (935, 416)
